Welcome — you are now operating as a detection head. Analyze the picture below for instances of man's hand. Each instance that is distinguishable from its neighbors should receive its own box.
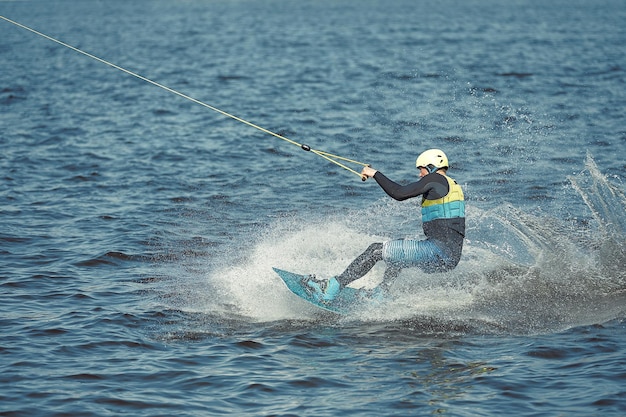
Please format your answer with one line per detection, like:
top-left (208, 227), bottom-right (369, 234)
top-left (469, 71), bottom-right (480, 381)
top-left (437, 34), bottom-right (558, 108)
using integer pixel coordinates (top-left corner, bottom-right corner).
top-left (361, 166), bottom-right (378, 180)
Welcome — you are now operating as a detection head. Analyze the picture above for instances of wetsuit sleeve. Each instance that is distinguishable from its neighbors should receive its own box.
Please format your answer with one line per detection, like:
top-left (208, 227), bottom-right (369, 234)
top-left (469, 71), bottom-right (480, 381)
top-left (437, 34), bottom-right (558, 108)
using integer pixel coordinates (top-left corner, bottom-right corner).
top-left (373, 171), bottom-right (437, 201)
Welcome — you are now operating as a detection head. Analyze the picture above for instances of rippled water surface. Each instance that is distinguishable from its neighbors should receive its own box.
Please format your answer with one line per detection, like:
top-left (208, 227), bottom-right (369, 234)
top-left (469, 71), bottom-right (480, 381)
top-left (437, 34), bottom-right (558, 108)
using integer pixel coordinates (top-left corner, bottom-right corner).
top-left (1, 0), bottom-right (625, 415)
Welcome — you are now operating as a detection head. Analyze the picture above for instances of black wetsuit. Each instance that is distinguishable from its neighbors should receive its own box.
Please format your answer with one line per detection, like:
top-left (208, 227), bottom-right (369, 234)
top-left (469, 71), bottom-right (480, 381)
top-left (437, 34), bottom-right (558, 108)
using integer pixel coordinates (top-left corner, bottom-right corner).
top-left (337, 171), bottom-right (465, 286)
top-left (374, 171), bottom-right (465, 260)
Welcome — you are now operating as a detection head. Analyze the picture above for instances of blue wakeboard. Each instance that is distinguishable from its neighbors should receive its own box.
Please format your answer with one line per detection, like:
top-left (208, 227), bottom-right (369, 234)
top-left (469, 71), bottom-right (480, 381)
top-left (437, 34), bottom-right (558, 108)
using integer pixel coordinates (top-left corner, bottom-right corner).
top-left (273, 267), bottom-right (359, 314)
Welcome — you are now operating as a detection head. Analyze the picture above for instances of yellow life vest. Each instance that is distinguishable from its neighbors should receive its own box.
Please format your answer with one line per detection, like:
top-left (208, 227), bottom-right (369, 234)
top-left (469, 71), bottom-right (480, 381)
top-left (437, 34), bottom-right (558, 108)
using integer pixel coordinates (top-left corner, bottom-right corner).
top-left (421, 175), bottom-right (465, 222)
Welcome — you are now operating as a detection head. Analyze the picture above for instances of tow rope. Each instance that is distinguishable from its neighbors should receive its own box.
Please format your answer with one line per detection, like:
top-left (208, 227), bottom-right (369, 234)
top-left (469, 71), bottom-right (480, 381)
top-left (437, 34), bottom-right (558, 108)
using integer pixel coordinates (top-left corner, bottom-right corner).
top-left (1, 15), bottom-right (370, 180)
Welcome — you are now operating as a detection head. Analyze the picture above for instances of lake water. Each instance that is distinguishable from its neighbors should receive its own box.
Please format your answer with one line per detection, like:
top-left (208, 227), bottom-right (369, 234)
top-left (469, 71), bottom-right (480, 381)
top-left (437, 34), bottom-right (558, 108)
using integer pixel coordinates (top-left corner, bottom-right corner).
top-left (1, 0), bottom-right (625, 415)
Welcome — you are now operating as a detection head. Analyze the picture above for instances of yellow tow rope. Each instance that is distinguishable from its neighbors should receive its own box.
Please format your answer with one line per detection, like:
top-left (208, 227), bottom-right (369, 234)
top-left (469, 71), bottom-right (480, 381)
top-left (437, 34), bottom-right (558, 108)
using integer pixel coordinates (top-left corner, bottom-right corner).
top-left (0, 15), bottom-right (370, 180)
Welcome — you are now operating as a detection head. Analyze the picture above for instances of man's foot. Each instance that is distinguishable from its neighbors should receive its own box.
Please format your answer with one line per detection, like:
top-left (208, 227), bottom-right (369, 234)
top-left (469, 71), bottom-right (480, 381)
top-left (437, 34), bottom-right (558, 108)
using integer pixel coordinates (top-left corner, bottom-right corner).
top-left (302, 275), bottom-right (340, 303)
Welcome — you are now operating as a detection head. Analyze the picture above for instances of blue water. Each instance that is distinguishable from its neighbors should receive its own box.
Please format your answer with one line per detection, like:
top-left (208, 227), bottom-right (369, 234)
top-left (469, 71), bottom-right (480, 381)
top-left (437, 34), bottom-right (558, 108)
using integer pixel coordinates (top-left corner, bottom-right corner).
top-left (1, 0), bottom-right (625, 415)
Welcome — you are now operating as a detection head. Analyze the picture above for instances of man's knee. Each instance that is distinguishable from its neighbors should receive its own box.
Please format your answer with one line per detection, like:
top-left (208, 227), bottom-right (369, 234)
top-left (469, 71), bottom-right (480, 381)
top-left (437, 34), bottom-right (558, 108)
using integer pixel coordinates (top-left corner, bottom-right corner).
top-left (366, 242), bottom-right (383, 256)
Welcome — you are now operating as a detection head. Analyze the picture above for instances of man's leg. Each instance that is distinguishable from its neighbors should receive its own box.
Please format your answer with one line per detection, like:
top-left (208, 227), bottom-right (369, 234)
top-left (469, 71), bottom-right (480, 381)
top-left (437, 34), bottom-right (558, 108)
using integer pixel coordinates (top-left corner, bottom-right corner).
top-left (336, 243), bottom-right (384, 286)
top-left (379, 265), bottom-right (402, 292)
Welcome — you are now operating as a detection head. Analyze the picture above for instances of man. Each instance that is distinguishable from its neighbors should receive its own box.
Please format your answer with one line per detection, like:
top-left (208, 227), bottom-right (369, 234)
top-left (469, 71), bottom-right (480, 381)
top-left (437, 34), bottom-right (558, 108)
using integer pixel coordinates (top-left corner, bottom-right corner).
top-left (304, 149), bottom-right (465, 302)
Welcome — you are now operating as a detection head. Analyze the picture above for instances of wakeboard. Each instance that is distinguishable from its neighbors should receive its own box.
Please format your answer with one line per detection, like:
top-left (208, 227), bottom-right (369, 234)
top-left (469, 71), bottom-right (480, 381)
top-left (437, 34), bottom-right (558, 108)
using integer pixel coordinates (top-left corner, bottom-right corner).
top-left (273, 267), bottom-right (360, 314)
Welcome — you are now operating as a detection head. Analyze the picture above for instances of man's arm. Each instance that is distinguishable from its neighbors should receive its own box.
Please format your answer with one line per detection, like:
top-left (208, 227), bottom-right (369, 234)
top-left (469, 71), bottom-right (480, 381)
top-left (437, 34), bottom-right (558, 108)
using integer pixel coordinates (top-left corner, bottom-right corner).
top-left (372, 171), bottom-right (432, 201)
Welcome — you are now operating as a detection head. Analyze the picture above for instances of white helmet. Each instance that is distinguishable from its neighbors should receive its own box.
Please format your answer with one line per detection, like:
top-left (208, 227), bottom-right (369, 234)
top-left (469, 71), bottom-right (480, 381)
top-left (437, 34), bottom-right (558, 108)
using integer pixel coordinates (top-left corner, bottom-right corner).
top-left (415, 149), bottom-right (448, 173)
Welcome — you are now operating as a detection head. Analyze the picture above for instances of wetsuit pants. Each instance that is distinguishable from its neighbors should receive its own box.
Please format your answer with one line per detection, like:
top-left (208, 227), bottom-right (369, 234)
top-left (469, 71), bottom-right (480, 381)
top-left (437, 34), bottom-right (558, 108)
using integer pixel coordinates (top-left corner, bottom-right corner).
top-left (336, 239), bottom-right (456, 288)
